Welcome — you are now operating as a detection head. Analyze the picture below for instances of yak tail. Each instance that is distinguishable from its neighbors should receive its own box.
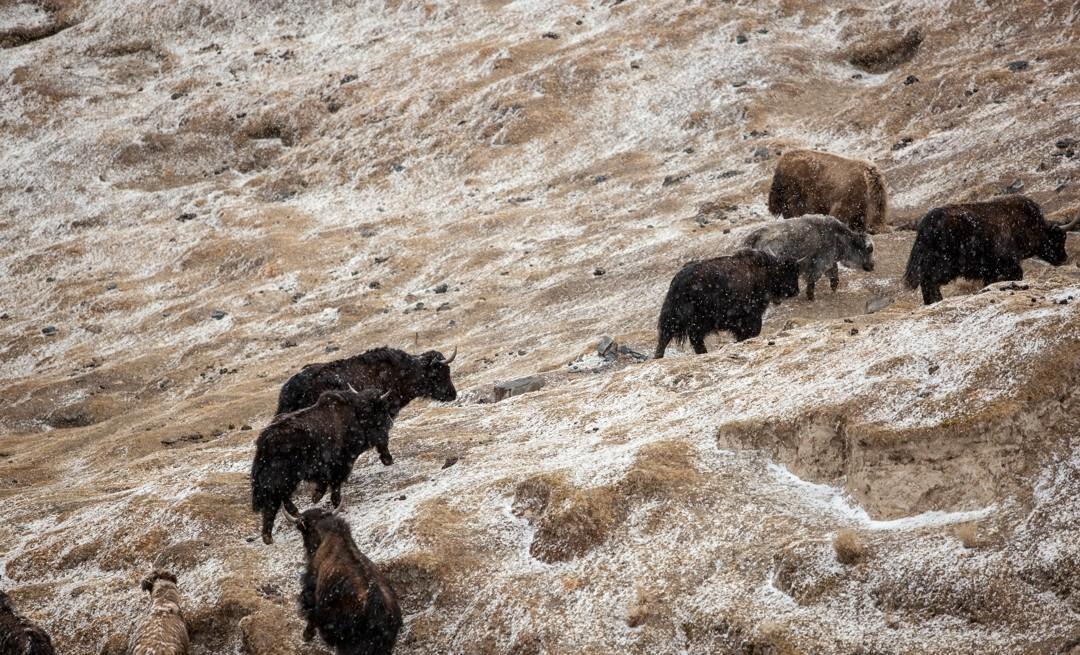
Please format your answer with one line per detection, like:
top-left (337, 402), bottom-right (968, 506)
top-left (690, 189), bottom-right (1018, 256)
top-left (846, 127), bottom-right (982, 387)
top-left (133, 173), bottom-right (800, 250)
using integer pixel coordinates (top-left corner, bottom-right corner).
top-left (863, 165), bottom-right (888, 233)
top-left (902, 221), bottom-right (931, 290)
top-left (767, 168), bottom-right (785, 217)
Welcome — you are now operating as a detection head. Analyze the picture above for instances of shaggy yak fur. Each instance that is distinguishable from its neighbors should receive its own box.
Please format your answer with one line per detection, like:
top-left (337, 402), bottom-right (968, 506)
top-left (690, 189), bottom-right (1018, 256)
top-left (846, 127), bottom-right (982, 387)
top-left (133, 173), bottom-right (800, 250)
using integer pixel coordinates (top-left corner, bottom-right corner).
top-left (903, 195), bottom-right (1075, 304)
top-left (291, 508), bottom-right (402, 655)
top-left (252, 389), bottom-right (395, 544)
top-left (655, 249), bottom-right (800, 357)
top-left (768, 149), bottom-right (889, 233)
top-left (0, 589), bottom-right (55, 655)
top-left (276, 347), bottom-right (457, 416)
top-left (128, 571), bottom-right (189, 655)
top-left (743, 214), bottom-right (875, 300)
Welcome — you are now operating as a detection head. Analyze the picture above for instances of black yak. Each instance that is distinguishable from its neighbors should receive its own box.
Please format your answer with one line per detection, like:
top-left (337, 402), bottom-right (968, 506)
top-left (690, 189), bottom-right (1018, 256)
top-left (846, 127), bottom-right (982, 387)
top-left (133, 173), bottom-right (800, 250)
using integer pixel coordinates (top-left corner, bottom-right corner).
top-left (0, 589), bottom-right (54, 655)
top-left (276, 347), bottom-right (457, 416)
top-left (286, 506), bottom-right (402, 655)
top-left (252, 389), bottom-right (395, 544)
top-left (743, 214), bottom-right (875, 300)
top-left (128, 571), bottom-right (189, 655)
top-left (655, 249), bottom-right (800, 357)
top-left (768, 149), bottom-right (889, 233)
top-left (903, 196), bottom-right (1076, 304)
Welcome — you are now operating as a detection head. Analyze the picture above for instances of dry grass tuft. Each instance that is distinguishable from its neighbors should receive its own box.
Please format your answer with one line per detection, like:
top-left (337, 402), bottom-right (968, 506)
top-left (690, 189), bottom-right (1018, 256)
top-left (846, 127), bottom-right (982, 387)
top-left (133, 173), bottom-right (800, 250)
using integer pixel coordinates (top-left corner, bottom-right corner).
top-left (833, 529), bottom-right (865, 565)
top-left (955, 522), bottom-right (980, 549)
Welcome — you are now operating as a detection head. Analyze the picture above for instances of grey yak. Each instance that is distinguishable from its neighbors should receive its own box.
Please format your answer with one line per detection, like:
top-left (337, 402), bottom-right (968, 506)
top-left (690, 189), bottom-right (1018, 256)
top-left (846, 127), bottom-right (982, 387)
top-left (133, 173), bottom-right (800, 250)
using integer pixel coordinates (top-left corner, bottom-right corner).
top-left (742, 214), bottom-right (875, 300)
top-left (655, 248), bottom-right (800, 357)
top-left (903, 195), bottom-right (1076, 304)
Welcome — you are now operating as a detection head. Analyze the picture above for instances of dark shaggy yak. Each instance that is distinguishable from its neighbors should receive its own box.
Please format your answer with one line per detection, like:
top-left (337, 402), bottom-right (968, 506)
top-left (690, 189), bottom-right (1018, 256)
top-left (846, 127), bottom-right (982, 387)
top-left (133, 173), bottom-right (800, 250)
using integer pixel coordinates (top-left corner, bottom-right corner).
top-left (768, 149), bottom-right (889, 233)
top-left (128, 571), bottom-right (189, 655)
top-left (286, 507), bottom-right (402, 655)
top-left (743, 214), bottom-right (875, 300)
top-left (655, 249), bottom-right (800, 357)
top-left (252, 389), bottom-right (395, 544)
top-left (276, 347), bottom-right (457, 416)
top-left (0, 589), bottom-right (54, 655)
top-left (903, 195), bottom-right (1076, 304)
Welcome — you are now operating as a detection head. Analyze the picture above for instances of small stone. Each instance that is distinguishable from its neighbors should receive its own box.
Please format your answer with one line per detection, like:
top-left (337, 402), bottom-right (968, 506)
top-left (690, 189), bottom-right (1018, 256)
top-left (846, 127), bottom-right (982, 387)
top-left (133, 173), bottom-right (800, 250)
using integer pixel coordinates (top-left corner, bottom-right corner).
top-left (735, 33), bottom-right (748, 44)
top-left (1004, 179), bottom-right (1024, 194)
top-left (46, 276), bottom-right (56, 282)
top-left (752, 146), bottom-right (769, 160)
top-left (41, 326), bottom-right (58, 336)
top-left (368, 280), bottom-right (381, 289)
top-left (629, 61), bottom-right (641, 70)
top-left (442, 456), bottom-right (459, 469)
top-left (718, 169), bottom-right (741, 179)
top-left (928, 363), bottom-right (940, 375)
top-left (373, 255), bottom-right (389, 264)
top-left (397, 495), bottom-right (407, 500)
top-left (757, 28), bottom-right (769, 34)
top-left (415, 302), bottom-right (425, 310)
top-left (325, 345), bottom-right (340, 353)
top-left (892, 137), bottom-right (913, 151)
top-left (210, 309), bottom-right (227, 320)
top-left (177, 212), bottom-right (196, 222)
top-left (105, 282), bottom-right (117, 291)
top-left (731, 80), bottom-right (747, 88)
top-left (662, 173), bottom-right (689, 187)
top-left (0, 313), bottom-right (9, 320)
top-left (903, 74), bottom-right (918, 85)
top-left (593, 268), bottom-right (605, 277)
top-left (1006, 60), bottom-right (1028, 72)
top-left (1055, 138), bottom-right (1077, 149)
top-left (517, 349), bottom-right (526, 356)
top-left (767, 340), bottom-right (775, 346)
top-left (849, 327), bottom-right (859, 336)
top-left (281, 340), bottom-right (297, 349)
top-left (340, 74), bottom-right (358, 84)
top-left (436, 302), bottom-right (451, 312)
top-left (241, 424), bottom-right (252, 431)
top-left (434, 283), bottom-right (449, 294)
top-left (597, 335), bottom-right (617, 358)
top-left (542, 31), bottom-right (559, 39)
top-left (493, 376), bottom-right (545, 402)
top-left (592, 175), bottom-right (608, 184)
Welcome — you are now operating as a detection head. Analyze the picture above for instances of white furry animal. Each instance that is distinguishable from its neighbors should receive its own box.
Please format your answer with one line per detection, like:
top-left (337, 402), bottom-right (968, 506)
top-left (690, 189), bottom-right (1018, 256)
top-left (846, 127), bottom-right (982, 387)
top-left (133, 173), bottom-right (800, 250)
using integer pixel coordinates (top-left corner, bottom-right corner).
top-left (127, 571), bottom-right (189, 655)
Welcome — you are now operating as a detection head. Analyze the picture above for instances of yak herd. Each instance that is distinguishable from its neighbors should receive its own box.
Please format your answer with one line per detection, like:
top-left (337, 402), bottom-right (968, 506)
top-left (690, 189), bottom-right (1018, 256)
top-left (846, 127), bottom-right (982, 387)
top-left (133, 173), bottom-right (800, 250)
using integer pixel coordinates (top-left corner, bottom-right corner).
top-left (2, 148), bottom-right (1077, 655)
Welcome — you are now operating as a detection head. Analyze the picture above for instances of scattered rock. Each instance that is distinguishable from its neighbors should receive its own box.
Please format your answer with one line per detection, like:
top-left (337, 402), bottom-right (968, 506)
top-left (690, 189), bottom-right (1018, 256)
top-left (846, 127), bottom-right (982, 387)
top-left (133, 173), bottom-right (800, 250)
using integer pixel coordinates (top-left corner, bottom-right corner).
top-left (541, 32), bottom-right (559, 39)
top-left (731, 80), bottom-right (747, 88)
top-left (849, 327), bottom-right (859, 336)
top-left (717, 169), bottom-right (741, 179)
top-left (210, 310), bottom-right (227, 320)
top-left (593, 268), bottom-right (605, 277)
top-left (597, 335), bottom-right (617, 358)
top-left (161, 433), bottom-right (205, 447)
top-left (240, 425), bottom-right (252, 431)
top-left (281, 340), bottom-right (297, 349)
top-left (41, 326), bottom-right (58, 336)
top-left (846, 28), bottom-right (923, 74)
top-left (177, 212), bottom-right (196, 222)
top-left (340, 74), bottom-right (358, 84)
top-left (752, 146), bottom-right (770, 160)
top-left (1055, 138), bottom-right (1077, 149)
top-left (1004, 178), bottom-right (1024, 194)
top-left (325, 345), bottom-right (340, 353)
top-left (592, 175), bottom-right (608, 184)
top-left (903, 74), bottom-right (919, 85)
top-left (373, 255), bottom-right (390, 264)
top-left (661, 173), bottom-right (689, 187)
top-left (866, 296), bottom-right (893, 314)
top-left (1006, 60), bottom-right (1028, 72)
top-left (493, 376), bottom-right (545, 402)
top-left (368, 280), bottom-right (381, 289)
top-left (442, 456), bottom-right (459, 470)
top-left (0, 313), bottom-right (9, 320)
top-left (105, 282), bottom-right (117, 291)
top-left (928, 363), bottom-right (940, 375)
top-left (436, 302), bottom-right (452, 312)
top-left (617, 344), bottom-right (649, 360)
top-left (735, 33), bottom-right (748, 44)
top-left (434, 283), bottom-right (449, 294)
top-left (892, 137), bottom-right (913, 151)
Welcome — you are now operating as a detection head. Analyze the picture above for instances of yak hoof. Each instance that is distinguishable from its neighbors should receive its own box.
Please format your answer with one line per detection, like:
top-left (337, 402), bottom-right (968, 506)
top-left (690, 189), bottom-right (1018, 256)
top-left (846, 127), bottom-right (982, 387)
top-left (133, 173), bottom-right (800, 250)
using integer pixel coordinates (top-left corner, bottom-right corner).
top-left (380, 454), bottom-right (394, 466)
top-left (302, 625), bottom-right (315, 642)
top-left (261, 532), bottom-right (273, 545)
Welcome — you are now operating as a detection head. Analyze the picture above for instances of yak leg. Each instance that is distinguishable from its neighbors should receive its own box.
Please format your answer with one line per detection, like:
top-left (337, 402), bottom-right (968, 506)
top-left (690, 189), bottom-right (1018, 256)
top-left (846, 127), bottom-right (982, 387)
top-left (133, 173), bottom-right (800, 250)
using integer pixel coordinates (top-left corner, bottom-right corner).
top-left (804, 274), bottom-right (817, 301)
top-left (311, 482), bottom-right (327, 504)
top-left (330, 486), bottom-right (342, 508)
top-left (921, 280), bottom-right (943, 305)
top-left (654, 330), bottom-right (673, 359)
top-left (689, 333), bottom-right (708, 355)
top-left (302, 622), bottom-right (317, 642)
top-left (376, 442), bottom-right (395, 466)
top-left (260, 507), bottom-right (279, 545)
top-left (827, 262), bottom-right (840, 292)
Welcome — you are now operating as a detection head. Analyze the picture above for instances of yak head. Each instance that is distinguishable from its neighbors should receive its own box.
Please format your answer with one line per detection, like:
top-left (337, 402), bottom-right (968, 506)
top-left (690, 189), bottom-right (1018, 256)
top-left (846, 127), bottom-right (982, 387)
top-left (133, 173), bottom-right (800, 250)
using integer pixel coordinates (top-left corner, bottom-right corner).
top-left (417, 349), bottom-right (458, 402)
top-left (288, 506), bottom-right (346, 557)
top-left (141, 570), bottom-right (182, 607)
top-left (1039, 214), bottom-right (1077, 265)
top-left (844, 233), bottom-right (875, 272)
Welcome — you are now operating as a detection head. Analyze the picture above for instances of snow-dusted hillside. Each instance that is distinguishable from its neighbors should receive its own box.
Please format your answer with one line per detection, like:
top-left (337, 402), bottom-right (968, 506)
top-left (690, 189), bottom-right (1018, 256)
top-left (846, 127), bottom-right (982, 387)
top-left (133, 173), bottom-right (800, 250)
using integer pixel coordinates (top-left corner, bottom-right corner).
top-left (1, 1), bottom-right (1078, 653)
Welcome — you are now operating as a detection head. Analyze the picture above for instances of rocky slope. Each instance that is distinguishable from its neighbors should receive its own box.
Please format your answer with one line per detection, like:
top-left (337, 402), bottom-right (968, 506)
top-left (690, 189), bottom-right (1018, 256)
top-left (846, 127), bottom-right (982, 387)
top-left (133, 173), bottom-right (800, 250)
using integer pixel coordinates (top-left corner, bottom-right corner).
top-left (1, 1), bottom-right (1078, 653)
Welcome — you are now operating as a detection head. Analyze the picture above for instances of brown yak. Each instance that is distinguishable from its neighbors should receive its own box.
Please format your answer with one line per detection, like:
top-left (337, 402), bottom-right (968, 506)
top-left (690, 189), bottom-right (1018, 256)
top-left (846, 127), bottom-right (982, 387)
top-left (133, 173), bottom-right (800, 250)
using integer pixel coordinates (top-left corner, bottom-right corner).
top-left (127, 571), bottom-right (189, 655)
top-left (768, 149), bottom-right (889, 233)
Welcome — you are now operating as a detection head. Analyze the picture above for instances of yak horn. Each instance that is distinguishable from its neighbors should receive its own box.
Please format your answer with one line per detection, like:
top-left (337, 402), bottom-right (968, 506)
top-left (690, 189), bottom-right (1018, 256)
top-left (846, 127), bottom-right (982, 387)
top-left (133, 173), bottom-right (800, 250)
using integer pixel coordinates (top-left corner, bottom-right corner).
top-left (332, 498), bottom-right (346, 515)
top-left (282, 505), bottom-right (302, 525)
top-left (380, 389), bottom-right (393, 401)
top-left (1060, 211), bottom-right (1080, 231)
top-left (347, 383), bottom-right (358, 394)
top-left (444, 346), bottom-right (457, 364)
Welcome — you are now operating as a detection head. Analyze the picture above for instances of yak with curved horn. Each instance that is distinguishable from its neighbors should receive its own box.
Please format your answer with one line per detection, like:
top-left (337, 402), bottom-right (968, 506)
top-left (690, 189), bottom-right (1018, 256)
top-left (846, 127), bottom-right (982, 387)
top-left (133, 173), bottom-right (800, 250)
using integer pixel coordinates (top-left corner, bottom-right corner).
top-left (276, 346), bottom-right (457, 416)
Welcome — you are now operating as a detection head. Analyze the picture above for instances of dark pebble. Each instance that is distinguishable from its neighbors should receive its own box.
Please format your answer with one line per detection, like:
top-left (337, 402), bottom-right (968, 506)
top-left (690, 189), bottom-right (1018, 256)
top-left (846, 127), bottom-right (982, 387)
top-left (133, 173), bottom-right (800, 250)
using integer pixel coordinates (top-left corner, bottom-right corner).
top-left (210, 310), bottom-right (227, 320)
top-left (1006, 60), bottom-right (1028, 72)
top-left (593, 268), bottom-right (605, 276)
top-left (368, 280), bottom-right (381, 289)
top-left (42, 326), bottom-right (58, 336)
top-left (442, 456), bottom-right (459, 470)
top-left (281, 340), bottom-right (297, 349)
top-left (542, 32), bottom-right (559, 39)
top-left (241, 424), bottom-right (252, 431)
top-left (735, 33), bottom-right (747, 44)
top-left (177, 212), bottom-right (196, 222)
top-left (1055, 138), bottom-right (1077, 149)
top-left (434, 283), bottom-right (449, 294)
top-left (903, 74), bottom-right (918, 85)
